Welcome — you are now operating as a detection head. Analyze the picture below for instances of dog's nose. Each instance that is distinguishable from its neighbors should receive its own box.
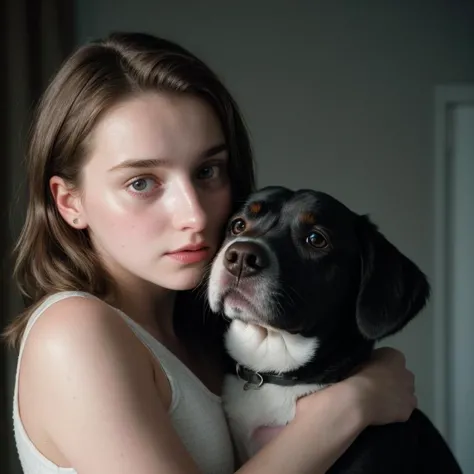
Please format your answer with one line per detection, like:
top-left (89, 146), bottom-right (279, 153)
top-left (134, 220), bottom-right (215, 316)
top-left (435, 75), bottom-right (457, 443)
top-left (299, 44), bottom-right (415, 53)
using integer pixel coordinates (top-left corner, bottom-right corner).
top-left (224, 241), bottom-right (270, 278)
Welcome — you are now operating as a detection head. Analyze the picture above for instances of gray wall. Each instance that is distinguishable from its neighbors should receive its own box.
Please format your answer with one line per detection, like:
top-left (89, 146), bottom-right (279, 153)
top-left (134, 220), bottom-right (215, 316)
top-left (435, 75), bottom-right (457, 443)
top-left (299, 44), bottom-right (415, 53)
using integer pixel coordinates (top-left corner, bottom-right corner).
top-left (75, 0), bottom-right (474, 430)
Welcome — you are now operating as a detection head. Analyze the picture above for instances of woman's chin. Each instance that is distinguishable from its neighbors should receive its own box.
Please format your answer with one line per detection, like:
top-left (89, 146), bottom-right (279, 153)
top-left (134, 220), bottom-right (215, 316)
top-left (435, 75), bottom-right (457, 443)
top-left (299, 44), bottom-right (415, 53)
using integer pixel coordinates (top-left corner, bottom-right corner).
top-left (159, 270), bottom-right (207, 292)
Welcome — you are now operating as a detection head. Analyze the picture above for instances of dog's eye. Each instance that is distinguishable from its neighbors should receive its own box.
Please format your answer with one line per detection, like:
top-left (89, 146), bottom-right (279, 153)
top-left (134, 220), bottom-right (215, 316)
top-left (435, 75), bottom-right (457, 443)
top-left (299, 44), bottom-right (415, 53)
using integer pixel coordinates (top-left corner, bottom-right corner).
top-left (231, 218), bottom-right (246, 235)
top-left (306, 231), bottom-right (327, 248)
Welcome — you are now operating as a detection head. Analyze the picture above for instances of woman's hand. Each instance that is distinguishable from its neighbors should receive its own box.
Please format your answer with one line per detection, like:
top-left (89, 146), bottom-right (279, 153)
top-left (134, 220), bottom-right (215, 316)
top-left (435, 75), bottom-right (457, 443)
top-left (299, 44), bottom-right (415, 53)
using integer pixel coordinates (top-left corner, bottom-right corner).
top-left (342, 346), bottom-right (417, 426)
top-left (295, 346), bottom-right (417, 433)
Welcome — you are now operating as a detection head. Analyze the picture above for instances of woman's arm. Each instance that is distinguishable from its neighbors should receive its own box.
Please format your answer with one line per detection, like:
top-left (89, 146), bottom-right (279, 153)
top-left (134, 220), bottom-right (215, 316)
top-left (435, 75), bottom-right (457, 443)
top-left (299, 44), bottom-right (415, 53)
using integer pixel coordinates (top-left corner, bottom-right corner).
top-left (237, 347), bottom-right (417, 474)
top-left (237, 380), bottom-right (364, 474)
top-left (22, 296), bottom-right (415, 474)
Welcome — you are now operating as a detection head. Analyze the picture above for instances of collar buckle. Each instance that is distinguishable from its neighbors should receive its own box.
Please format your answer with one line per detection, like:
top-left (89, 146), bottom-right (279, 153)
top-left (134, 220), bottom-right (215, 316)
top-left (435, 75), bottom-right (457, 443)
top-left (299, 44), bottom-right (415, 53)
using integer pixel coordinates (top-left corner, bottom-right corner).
top-left (236, 363), bottom-right (264, 390)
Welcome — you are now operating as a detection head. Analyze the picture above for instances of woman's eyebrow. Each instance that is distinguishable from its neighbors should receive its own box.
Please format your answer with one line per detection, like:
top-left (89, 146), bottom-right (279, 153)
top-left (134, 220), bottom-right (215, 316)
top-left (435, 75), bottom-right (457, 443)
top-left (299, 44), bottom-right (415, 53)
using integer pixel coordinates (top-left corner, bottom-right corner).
top-left (108, 143), bottom-right (228, 172)
top-left (203, 143), bottom-right (227, 158)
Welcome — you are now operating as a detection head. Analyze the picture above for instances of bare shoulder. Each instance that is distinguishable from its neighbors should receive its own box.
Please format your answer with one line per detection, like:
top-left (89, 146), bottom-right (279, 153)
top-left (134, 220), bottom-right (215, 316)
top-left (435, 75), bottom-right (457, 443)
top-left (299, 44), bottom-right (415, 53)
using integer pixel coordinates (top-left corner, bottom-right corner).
top-left (19, 295), bottom-right (155, 430)
top-left (21, 295), bottom-right (150, 385)
top-left (24, 295), bottom-right (139, 350)
top-left (18, 295), bottom-right (200, 473)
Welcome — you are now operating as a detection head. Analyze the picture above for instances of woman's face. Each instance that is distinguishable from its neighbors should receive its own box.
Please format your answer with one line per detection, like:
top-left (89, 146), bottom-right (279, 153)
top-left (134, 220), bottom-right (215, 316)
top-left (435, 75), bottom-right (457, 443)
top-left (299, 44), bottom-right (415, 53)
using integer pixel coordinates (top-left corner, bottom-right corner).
top-left (72, 92), bottom-right (231, 292)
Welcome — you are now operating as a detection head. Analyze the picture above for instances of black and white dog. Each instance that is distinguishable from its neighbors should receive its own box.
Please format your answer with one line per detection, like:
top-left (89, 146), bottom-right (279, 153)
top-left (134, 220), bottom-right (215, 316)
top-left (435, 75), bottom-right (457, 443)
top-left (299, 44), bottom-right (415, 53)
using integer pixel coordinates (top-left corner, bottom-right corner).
top-left (208, 186), bottom-right (462, 473)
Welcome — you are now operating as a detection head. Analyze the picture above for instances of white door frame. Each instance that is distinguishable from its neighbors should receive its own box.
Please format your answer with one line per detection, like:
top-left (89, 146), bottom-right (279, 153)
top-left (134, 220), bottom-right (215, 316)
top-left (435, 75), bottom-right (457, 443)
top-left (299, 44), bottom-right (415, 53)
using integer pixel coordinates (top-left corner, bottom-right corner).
top-left (433, 85), bottom-right (474, 442)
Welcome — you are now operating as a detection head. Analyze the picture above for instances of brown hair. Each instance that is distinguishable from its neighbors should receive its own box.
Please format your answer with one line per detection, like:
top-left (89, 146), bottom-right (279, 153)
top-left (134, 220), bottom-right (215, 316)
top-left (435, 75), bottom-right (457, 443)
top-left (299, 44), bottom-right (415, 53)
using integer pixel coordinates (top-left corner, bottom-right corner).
top-left (4, 32), bottom-right (255, 348)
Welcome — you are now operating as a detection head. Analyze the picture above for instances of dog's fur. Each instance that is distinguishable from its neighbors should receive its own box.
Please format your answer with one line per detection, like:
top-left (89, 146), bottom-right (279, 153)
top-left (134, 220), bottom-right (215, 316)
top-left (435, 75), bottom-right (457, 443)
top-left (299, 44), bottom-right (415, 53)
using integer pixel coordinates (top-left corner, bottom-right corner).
top-left (208, 186), bottom-right (462, 473)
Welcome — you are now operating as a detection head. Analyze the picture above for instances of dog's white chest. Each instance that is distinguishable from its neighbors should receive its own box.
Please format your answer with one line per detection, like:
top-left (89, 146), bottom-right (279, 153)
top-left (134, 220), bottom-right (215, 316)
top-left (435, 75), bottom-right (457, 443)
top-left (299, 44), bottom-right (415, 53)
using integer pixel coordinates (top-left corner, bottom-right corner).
top-left (221, 320), bottom-right (322, 460)
top-left (222, 374), bottom-right (323, 460)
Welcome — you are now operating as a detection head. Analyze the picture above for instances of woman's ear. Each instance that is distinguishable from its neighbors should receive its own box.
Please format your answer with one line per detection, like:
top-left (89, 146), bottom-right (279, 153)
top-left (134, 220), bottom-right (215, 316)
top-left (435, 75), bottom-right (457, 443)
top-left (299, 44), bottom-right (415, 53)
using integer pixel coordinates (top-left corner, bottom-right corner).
top-left (355, 215), bottom-right (431, 340)
top-left (49, 176), bottom-right (88, 229)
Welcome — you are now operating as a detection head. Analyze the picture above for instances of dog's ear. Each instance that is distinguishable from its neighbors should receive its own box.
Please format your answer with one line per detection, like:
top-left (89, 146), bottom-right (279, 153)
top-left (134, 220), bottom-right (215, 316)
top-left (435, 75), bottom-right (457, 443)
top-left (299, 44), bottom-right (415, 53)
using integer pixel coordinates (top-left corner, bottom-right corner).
top-left (355, 215), bottom-right (430, 340)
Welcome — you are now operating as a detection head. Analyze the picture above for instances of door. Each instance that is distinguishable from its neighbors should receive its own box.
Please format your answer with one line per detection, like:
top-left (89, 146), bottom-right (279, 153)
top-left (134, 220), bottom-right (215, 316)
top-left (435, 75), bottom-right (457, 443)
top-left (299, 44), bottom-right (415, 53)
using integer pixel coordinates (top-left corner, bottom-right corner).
top-left (434, 86), bottom-right (474, 473)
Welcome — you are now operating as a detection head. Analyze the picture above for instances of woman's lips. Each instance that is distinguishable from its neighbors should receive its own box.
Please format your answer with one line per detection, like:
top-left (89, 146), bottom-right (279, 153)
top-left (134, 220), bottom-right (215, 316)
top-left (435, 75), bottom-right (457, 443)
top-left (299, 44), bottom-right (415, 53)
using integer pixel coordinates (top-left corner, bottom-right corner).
top-left (166, 247), bottom-right (210, 264)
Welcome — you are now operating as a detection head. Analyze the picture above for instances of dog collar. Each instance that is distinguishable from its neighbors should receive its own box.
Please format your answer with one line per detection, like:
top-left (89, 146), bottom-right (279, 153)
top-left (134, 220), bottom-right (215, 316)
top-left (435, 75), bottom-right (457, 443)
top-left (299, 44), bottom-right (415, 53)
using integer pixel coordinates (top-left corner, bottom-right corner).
top-left (235, 363), bottom-right (322, 390)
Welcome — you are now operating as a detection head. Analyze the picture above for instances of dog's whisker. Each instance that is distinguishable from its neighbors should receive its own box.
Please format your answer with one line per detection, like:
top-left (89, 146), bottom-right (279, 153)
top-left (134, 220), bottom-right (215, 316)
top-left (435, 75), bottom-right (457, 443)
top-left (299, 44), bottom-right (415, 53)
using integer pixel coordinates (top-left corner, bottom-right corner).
top-left (284, 284), bottom-right (303, 306)
top-left (193, 263), bottom-right (213, 294)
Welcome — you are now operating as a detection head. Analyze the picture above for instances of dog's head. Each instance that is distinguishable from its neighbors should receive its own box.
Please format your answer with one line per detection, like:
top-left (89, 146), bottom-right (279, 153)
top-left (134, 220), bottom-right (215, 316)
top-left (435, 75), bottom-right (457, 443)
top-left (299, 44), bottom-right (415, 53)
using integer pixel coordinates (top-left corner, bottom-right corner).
top-left (208, 186), bottom-right (430, 369)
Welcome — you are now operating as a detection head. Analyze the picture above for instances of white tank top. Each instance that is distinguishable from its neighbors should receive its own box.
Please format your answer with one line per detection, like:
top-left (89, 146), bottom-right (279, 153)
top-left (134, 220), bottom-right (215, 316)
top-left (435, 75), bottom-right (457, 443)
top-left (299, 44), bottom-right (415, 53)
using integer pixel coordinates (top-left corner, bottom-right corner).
top-left (13, 291), bottom-right (235, 474)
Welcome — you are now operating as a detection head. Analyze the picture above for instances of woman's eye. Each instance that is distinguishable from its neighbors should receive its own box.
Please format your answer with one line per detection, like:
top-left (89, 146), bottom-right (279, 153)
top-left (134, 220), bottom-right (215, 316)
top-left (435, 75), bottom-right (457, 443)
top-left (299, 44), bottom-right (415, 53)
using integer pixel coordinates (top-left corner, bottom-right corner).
top-left (306, 231), bottom-right (328, 249)
top-left (197, 165), bottom-right (218, 180)
top-left (127, 177), bottom-right (157, 194)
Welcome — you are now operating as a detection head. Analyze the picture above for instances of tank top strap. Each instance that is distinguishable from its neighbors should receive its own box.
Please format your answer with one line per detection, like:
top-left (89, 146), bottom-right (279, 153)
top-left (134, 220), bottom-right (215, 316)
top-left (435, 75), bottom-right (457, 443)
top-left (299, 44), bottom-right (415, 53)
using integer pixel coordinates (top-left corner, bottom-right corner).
top-left (109, 305), bottom-right (220, 405)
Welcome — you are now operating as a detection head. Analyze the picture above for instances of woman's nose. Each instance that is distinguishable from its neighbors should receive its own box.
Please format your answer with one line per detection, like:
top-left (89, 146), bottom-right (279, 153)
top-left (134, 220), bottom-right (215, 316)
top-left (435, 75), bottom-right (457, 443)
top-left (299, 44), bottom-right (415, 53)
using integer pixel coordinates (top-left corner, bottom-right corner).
top-left (169, 180), bottom-right (207, 232)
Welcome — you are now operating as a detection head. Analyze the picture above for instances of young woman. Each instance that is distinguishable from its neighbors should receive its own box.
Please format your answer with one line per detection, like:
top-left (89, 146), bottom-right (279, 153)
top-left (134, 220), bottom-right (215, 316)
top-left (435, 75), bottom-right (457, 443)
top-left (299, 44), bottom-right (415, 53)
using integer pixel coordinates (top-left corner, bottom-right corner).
top-left (4, 32), bottom-right (417, 474)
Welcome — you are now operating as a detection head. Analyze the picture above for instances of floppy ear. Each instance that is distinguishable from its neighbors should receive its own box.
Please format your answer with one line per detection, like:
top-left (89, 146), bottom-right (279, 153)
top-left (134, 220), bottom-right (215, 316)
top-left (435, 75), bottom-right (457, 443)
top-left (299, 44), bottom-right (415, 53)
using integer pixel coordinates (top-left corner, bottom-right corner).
top-left (355, 215), bottom-right (430, 340)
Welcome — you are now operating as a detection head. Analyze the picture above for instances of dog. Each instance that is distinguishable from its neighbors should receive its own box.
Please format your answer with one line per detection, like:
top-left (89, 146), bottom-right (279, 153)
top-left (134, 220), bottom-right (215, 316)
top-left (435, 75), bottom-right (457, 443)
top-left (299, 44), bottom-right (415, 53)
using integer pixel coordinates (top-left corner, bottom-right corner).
top-left (208, 186), bottom-right (462, 473)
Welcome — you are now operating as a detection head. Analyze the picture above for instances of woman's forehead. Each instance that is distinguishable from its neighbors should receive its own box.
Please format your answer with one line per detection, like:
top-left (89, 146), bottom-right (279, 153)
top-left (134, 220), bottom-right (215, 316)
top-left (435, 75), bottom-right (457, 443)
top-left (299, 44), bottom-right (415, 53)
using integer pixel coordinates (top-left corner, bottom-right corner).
top-left (85, 92), bottom-right (225, 172)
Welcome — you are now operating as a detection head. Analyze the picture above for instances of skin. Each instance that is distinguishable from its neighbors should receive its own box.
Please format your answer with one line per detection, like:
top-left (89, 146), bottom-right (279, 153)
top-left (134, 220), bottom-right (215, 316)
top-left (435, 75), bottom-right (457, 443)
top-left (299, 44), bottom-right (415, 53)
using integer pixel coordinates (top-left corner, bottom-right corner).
top-left (56, 92), bottom-right (232, 334)
top-left (18, 91), bottom-right (417, 474)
